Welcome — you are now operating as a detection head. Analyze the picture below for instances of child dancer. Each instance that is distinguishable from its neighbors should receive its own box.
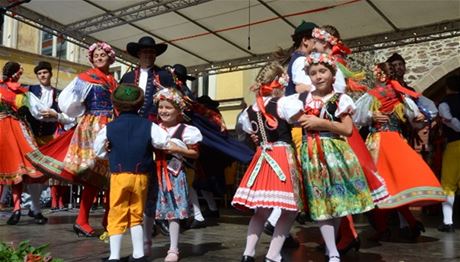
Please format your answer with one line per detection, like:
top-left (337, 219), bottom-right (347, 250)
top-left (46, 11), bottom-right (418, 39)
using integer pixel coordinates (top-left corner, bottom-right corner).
top-left (94, 84), bottom-right (170, 261)
top-left (232, 62), bottom-right (305, 262)
top-left (299, 52), bottom-right (374, 262)
top-left (151, 88), bottom-right (202, 262)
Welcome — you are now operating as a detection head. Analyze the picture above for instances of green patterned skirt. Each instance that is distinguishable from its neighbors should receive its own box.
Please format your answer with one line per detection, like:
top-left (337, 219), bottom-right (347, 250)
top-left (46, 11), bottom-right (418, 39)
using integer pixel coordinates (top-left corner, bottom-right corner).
top-left (301, 135), bottom-right (374, 221)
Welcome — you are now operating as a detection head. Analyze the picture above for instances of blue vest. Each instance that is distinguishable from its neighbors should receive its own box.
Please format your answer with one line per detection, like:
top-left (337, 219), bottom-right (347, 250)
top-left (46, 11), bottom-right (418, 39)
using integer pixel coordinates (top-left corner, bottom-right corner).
top-left (120, 68), bottom-right (161, 119)
top-left (27, 85), bottom-right (59, 137)
top-left (442, 93), bottom-right (460, 143)
top-left (286, 51), bottom-right (306, 96)
top-left (106, 113), bottom-right (154, 173)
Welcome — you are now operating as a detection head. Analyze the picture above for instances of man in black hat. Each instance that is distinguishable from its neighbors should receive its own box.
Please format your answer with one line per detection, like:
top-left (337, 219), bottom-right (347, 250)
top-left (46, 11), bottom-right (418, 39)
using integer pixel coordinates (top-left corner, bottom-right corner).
top-left (21, 61), bottom-right (75, 225)
top-left (163, 64), bottom-right (197, 99)
top-left (120, 36), bottom-right (168, 122)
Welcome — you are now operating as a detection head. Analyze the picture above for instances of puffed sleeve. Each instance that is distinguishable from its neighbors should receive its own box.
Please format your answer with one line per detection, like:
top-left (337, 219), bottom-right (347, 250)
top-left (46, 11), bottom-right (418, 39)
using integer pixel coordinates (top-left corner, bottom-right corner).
top-left (292, 56), bottom-right (312, 86)
top-left (353, 93), bottom-right (373, 126)
top-left (333, 68), bottom-right (346, 93)
top-left (182, 125), bottom-right (203, 145)
top-left (278, 94), bottom-right (304, 123)
top-left (93, 126), bottom-right (108, 159)
top-left (238, 108), bottom-right (254, 134)
top-left (58, 77), bottom-right (93, 118)
top-left (335, 94), bottom-right (356, 117)
top-left (150, 123), bottom-right (171, 149)
top-left (27, 92), bottom-right (47, 120)
top-left (403, 96), bottom-right (421, 121)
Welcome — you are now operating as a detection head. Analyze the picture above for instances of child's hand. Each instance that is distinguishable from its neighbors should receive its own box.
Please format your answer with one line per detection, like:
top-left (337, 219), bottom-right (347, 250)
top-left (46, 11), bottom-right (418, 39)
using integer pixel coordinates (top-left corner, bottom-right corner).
top-left (166, 142), bottom-right (182, 155)
top-left (299, 115), bottom-right (324, 130)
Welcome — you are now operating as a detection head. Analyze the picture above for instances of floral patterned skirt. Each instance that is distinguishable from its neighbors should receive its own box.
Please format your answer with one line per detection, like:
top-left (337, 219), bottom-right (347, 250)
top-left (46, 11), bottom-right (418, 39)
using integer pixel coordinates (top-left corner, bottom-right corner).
top-left (301, 136), bottom-right (374, 221)
top-left (155, 169), bottom-right (192, 220)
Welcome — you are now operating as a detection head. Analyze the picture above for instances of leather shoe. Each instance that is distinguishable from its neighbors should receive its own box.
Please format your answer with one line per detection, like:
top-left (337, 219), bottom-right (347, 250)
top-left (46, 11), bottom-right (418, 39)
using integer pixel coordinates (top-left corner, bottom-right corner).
top-left (157, 220), bottom-right (169, 236)
top-left (128, 256), bottom-right (147, 262)
top-left (263, 222), bottom-right (275, 236)
top-left (241, 255), bottom-right (255, 262)
top-left (33, 213), bottom-right (48, 225)
top-left (438, 223), bottom-right (455, 232)
top-left (7, 210), bottom-right (21, 225)
top-left (189, 219), bottom-right (207, 229)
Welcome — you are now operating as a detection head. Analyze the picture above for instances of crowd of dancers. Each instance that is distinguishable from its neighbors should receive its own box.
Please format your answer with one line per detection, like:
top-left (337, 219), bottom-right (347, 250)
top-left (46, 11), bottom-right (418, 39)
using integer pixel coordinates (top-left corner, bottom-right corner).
top-left (0, 20), bottom-right (459, 262)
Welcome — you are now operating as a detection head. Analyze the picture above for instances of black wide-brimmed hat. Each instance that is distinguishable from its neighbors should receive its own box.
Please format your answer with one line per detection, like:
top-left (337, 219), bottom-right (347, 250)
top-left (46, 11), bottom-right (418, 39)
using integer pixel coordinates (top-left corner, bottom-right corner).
top-left (34, 61), bottom-right (52, 74)
top-left (126, 36), bottom-right (168, 58)
top-left (173, 64), bottom-right (196, 82)
top-left (197, 95), bottom-right (219, 110)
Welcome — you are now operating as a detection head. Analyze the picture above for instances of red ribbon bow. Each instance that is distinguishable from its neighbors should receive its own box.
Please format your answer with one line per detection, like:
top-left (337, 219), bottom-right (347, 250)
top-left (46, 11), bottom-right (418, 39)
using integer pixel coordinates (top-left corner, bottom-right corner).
top-left (255, 80), bottom-right (283, 128)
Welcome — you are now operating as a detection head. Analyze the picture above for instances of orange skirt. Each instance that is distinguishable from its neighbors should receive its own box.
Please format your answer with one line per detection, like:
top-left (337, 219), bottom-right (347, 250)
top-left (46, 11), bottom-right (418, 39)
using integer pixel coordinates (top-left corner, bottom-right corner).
top-left (231, 143), bottom-right (302, 212)
top-left (0, 116), bottom-right (43, 184)
top-left (367, 131), bottom-right (445, 208)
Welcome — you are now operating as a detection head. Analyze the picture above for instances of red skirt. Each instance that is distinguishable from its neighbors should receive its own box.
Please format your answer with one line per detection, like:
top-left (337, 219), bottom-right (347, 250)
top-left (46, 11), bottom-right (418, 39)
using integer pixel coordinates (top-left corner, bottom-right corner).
top-left (0, 116), bottom-right (43, 184)
top-left (232, 143), bottom-right (302, 212)
top-left (367, 131), bottom-right (445, 208)
top-left (347, 126), bottom-right (389, 204)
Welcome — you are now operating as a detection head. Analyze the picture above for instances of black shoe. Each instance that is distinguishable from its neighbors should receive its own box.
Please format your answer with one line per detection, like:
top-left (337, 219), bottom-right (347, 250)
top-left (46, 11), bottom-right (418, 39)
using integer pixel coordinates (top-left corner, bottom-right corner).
top-left (157, 220), bottom-right (169, 236)
top-left (7, 210), bottom-right (21, 225)
top-left (438, 223), bottom-right (455, 232)
top-left (189, 219), bottom-right (207, 229)
top-left (263, 222), bottom-right (275, 236)
top-left (128, 256), bottom-right (147, 262)
top-left (283, 235), bottom-right (299, 249)
top-left (241, 255), bottom-right (255, 262)
top-left (28, 209), bottom-right (35, 218)
top-left (203, 209), bottom-right (220, 218)
top-left (33, 213), bottom-right (48, 225)
top-left (338, 237), bottom-right (360, 255)
top-left (73, 224), bottom-right (95, 237)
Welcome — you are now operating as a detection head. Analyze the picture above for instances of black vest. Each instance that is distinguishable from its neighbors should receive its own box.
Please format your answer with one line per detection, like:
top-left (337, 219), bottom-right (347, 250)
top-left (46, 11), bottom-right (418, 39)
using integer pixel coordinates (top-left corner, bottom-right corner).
top-left (246, 97), bottom-right (292, 144)
top-left (442, 93), bottom-right (460, 143)
top-left (106, 112), bottom-right (154, 173)
top-left (26, 85), bottom-right (59, 137)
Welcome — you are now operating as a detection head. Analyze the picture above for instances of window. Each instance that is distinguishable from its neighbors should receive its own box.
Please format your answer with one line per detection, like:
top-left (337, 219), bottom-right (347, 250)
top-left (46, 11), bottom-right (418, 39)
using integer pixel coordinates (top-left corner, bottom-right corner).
top-left (41, 31), bottom-right (53, 56)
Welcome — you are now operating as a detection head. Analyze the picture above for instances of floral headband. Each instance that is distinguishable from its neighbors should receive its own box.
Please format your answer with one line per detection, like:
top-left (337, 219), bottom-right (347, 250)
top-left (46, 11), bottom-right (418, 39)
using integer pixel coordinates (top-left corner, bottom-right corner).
top-left (153, 88), bottom-right (187, 111)
top-left (305, 52), bottom-right (336, 70)
top-left (88, 42), bottom-right (116, 65)
top-left (312, 28), bottom-right (339, 46)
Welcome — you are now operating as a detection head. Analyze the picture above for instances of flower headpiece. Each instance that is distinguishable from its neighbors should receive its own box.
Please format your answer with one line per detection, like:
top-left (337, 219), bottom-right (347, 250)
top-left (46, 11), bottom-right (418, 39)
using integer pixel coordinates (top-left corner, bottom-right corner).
top-left (373, 65), bottom-right (387, 83)
top-left (312, 28), bottom-right (339, 46)
top-left (153, 88), bottom-right (187, 111)
top-left (88, 42), bottom-right (116, 65)
top-left (305, 52), bottom-right (336, 70)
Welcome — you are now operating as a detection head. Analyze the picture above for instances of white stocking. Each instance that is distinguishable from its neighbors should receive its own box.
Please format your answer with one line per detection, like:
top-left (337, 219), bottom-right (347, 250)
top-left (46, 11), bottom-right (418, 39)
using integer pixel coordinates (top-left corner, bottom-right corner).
top-left (267, 207), bottom-right (282, 227)
top-left (443, 195), bottom-right (455, 225)
top-left (189, 188), bottom-right (204, 221)
top-left (109, 234), bottom-right (123, 260)
top-left (131, 225), bottom-right (144, 259)
top-left (318, 218), bottom-right (340, 258)
top-left (243, 208), bottom-right (271, 257)
top-left (266, 210), bottom-right (297, 262)
top-left (169, 220), bottom-right (180, 251)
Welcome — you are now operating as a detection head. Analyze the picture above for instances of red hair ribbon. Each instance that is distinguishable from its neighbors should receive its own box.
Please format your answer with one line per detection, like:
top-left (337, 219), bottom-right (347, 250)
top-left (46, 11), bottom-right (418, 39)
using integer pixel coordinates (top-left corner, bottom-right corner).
top-left (255, 79), bottom-right (283, 128)
top-left (331, 42), bottom-right (351, 65)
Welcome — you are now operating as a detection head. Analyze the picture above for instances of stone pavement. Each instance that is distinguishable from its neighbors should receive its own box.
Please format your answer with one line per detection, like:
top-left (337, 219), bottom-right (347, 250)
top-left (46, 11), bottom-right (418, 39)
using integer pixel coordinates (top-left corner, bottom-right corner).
top-left (0, 207), bottom-right (459, 262)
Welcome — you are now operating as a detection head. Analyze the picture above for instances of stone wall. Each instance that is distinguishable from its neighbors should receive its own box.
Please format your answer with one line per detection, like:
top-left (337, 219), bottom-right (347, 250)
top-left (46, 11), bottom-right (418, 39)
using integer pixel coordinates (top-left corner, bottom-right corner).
top-left (348, 35), bottom-right (460, 91)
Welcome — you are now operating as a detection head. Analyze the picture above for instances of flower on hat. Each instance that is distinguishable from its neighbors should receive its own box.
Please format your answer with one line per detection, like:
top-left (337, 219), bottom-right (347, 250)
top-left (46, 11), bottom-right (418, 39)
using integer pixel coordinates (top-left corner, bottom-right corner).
top-left (312, 28), bottom-right (339, 46)
top-left (153, 88), bottom-right (187, 111)
top-left (88, 42), bottom-right (116, 65)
